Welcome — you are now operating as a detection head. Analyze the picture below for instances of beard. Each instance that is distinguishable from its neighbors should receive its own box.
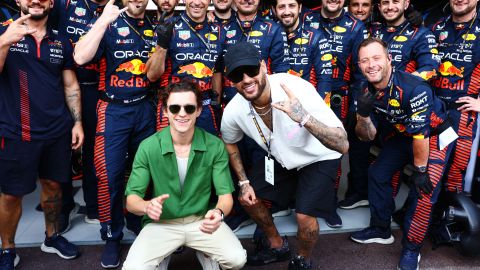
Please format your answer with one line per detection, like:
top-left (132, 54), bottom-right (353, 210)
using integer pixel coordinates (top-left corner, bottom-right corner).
top-left (21, 5), bottom-right (49, 20)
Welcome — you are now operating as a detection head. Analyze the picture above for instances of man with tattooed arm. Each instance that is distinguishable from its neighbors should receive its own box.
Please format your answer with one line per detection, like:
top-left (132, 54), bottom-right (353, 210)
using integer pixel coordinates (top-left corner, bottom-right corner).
top-left (0, 0), bottom-right (83, 268)
top-left (221, 42), bottom-right (348, 269)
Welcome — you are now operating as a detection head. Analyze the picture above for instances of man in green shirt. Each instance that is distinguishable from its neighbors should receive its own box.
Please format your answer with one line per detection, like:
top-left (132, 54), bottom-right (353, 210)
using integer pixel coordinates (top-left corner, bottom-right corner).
top-left (122, 80), bottom-right (246, 270)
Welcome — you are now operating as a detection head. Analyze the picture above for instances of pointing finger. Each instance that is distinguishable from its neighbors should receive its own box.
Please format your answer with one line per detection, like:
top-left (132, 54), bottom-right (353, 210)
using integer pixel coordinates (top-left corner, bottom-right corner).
top-left (15, 14), bottom-right (31, 24)
top-left (119, 7), bottom-right (129, 13)
top-left (107, 0), bottom-right (116, 6)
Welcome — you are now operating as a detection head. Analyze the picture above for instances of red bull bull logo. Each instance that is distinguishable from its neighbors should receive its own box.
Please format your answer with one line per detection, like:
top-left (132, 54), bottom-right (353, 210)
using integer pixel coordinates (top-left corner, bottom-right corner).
top-left (439, 61), bottom-right (464, 77)
top-left (178, 62), bottom-right (214, 79)
top-left (419, 70), bottom-right (437, 80)
top-left (288, 69), bottom-right (303, 77)
top-left (116, 59), bottom-right (146, 75)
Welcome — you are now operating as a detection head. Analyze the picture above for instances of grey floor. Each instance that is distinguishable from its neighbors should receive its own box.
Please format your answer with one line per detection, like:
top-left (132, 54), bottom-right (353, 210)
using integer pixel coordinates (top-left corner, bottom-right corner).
top-left (6, 156), bottom-right (408, 247)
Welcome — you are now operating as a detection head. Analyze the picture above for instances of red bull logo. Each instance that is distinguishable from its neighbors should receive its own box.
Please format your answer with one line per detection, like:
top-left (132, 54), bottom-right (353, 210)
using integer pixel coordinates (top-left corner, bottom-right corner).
top-left (178, 62), bottom-right (214, 79)
top-left (395, 124), bottom-right (406, 133)
top-left (288, 69), bottom-right (303, 77)
top-left (439, 61), bottom-right (464, 77)
top-left (116, 59), bottom-right (146, 75)
top-left (419, 70), bottom-right (437, 80)
top-left (1, 19), bottom-right (13, 26)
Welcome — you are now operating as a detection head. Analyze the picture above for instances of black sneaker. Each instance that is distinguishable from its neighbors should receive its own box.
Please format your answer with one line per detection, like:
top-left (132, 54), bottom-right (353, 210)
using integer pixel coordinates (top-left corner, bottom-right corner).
top-left (288, 254), bottom-right (312, 270)
top-left (398, 249), bottom-right (421, 270)
top-left (0, 248), bottom-right (20, 269)
top-left (325, 212), bottom-right (343, 229)
top-left (350, 226), bottom-right (394, 244)
top-left (58, 203), bottom-right (80, 235)
top-left (101, 240), bottom-right (120, 269)
top-left (246, 236), bottom-right (291, 266)
top-left (41, 233), bottom-right (79, 259)
top-left (338, 195), bottom-right (369, 210)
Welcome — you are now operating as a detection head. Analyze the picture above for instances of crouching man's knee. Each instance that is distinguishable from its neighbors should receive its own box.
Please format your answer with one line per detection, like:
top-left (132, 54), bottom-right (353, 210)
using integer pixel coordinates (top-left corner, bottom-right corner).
top-left (218, 248), bottom-right (247, 270)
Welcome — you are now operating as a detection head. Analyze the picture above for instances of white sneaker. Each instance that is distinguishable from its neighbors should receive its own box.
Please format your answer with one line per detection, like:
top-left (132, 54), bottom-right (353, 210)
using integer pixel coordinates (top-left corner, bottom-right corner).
top-left (156, 254), bottom-right (171, 270)
top-left (272, 208), bottom-right (292, 218)
top-left (84, 216), bottom-right (100, 224)
top-left (195, 251), bottom-right (220, 270)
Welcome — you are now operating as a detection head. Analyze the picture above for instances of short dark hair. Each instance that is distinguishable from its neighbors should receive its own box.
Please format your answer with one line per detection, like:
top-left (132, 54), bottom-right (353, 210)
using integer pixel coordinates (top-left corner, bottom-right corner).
top-left (160, 79), bottom-right (203, 108)
top-left (358, 37), bottom-right (389, 55)
top-left (273, 0), bottom-right (302, 6)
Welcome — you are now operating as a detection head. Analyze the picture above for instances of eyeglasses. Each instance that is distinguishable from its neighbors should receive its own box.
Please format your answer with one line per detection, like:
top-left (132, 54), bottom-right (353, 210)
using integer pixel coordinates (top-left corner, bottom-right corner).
top-left (227, 65), bottom-right (261, 83)
top-left (168, 104), bottom-right (197, 114)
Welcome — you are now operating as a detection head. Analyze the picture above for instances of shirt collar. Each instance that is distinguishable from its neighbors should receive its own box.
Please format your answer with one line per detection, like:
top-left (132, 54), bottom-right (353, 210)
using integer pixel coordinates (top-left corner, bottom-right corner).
top-left (160, 127), bottom-right (206, 155)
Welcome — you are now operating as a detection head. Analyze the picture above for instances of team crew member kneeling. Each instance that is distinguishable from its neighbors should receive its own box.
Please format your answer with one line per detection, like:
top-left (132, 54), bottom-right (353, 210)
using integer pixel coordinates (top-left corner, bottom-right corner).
top-left (221, 42), bottom-right (348, 269)
top-left (350, 37), bottom-right (455, 270)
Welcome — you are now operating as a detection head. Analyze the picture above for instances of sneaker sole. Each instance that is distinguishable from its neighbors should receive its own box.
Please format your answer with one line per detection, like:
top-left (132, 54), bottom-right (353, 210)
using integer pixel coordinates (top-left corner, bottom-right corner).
top-left (246, 252), bottom-right (291, 266)
top-left (350, 235), bottom-right (394, 244)
top-left (326, 222), bottom-right (343, 229)
top-left (397, 254), bottom-right (421, 270)
top-left (272, 208), bottom-right (292, 218)
top-left (232, 219), bottom-right (255, 233)
top-left (40, 243), bottom-right (78, 260)
top-left (14, 254), bottom-right (20, 267)
top-left (84, 216), bottom-right (100, 225)
top-left (101, 261), bottom-right (120, 269)
top-left (339, 200), bottom-right (369, 210)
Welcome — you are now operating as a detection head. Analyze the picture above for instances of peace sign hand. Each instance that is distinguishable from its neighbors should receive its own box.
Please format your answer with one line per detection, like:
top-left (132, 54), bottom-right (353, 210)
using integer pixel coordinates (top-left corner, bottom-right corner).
top-left (0, 15), bottom-right (37, 46)
top-left (98, 0), bottom-right (128, 26)
top-left (271, 82), bottom-right (308, 123)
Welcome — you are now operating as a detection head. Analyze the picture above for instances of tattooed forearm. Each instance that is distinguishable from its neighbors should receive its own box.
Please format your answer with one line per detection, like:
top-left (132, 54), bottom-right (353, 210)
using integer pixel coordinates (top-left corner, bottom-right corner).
top-left (65, 89), bottom-right (82, 122)
top-left (297, 221), bottom-right (319, 257)
top-left (355, 115), bottom-right (376, 141)
top-left (304, 116), bottom-right (349, 154)
top-left (225, 144), bottom-right (248, 182)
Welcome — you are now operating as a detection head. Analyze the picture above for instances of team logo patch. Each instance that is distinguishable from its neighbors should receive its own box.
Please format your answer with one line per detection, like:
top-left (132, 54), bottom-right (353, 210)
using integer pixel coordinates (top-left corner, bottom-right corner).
top-left (393, 36), bottom-right (407, 42)
top-left (476, 26), bottom-right (480, 33)
top-left (205, 33), bottom-right (217, 41)
top-left (321, 54), bottom-right (332, 61)
top-left (430, 48), bottom-right (438, 54)
top-left (439, 31), bottom-right (448, 41)
top-left (388, 99), bottom-right (400, 107)
top-left (143, 30), bottom-right (154, 37)
top-left (310, 22), bottom-right (319, 29)
top-left (405, 30), bottom-right (414, 36)
top-left (462, 33), bottom-right (476, 40)
top-left (75, 7), bottom-right (86, 16)
top-left (345, 21), bottom-right (352, 27)
top-left (260, 25), bottom-right (268, 31)
top-left (118, 27), bottom-right (130, 37)
top-left (294, 38), bottom-right (309, 45)
top-left (332, 26), bottom-right (346, 33)
top-left (179, 30), bottom-right (190, 40)
top-left (250, 31), bottom-right (263, 37)
top-left (226, 30), bottom-right (236, 38)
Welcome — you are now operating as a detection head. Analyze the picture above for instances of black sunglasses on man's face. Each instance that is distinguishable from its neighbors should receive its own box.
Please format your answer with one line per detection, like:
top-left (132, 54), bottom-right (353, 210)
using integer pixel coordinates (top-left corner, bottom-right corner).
top-left (228, 65), bottom-right (261, 83)
top-left (168, 104), bottom-right (197, 114)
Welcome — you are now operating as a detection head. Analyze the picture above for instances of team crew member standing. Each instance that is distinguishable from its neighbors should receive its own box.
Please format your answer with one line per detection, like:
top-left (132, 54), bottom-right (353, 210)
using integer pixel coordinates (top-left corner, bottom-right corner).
top-left (350, 38), bottom-right (454, 270)
top-left (122, 80), bottom-right (246, 270)
top-left (74, 0), bottom-right (166, 267)
top-left (56, 0), bottom-right (109, 227)
top-left (221, 42), bottom-right (348, 268)
top-left (431, 0), bottom-right (480, 193)
top-left (156, 0), bottom-right (224, 136)
top-left (274, 0), bottom-right (332, 94)
top-left (0, 0), bottom-right (84, 268)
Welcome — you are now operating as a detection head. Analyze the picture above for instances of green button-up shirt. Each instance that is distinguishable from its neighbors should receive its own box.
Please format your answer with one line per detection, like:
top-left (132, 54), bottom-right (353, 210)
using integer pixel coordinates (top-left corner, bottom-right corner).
top-left (125, 127), bottom-right (234, 224)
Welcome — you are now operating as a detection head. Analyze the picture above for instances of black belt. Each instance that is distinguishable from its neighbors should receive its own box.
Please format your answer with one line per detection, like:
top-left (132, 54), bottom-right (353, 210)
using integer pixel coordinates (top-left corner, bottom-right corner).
top-left (100, 93), bottom-right (147, 105)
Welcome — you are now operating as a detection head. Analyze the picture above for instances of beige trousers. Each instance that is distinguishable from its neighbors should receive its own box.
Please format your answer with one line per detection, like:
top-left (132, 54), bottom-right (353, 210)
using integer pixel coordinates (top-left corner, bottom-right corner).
top-left (122, 216), bottom-right (246, 270)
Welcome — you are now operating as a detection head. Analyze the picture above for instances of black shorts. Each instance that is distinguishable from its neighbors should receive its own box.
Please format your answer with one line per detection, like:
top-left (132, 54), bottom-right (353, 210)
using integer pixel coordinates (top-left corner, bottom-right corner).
top-left (0, 134), bottom-right (71, 196)
top-left (249, 157), bottom-right (340, 217)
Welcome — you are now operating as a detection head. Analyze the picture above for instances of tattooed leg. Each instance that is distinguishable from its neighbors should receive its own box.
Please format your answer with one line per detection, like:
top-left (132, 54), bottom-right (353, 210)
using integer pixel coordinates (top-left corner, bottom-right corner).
top-left (0, 193), bottom-right (22, 249)
top-left (40, 179), bottom-right (63, 237)
top-left (243, 201), bottom-right (283, 248)
top-left (296, 213), bottom-right (319, 258)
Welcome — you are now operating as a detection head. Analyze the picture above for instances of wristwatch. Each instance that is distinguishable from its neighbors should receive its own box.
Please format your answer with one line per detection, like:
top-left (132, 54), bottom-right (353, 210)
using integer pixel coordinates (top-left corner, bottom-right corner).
top-left (214, 208), bottom-right (224, 222)
top-left (414, 165), bottom-right (427, 173)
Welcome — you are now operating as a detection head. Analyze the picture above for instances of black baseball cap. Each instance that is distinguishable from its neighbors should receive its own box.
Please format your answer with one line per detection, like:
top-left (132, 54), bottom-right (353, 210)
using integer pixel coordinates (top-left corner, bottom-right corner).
top-left (224, 41), bottom-right (261, 77)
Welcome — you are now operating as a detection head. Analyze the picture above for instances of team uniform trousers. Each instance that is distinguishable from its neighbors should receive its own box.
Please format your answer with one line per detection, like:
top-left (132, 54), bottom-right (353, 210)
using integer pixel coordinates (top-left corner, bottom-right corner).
top-left (369, 134), bottom-right (452, 250)
top-left (95, 99), bottom-right (155, 241)
top-left (122, 216), bottom-right (246, 270)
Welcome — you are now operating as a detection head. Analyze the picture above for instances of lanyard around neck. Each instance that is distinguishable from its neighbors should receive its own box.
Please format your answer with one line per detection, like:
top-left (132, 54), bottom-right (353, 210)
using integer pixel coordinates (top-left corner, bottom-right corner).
top-left (249, 103), bottom-right (272, 158)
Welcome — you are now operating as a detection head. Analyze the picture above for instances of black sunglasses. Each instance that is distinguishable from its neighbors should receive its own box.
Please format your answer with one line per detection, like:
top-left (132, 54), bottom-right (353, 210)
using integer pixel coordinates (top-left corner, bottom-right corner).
top-left (168, 104), bottom-right (197, 114)
top-left (228, 65), bottom-right (261, 83)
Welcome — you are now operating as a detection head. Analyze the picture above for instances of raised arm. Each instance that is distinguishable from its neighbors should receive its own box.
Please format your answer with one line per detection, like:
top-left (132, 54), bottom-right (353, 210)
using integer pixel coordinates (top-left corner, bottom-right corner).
top-left (272, 82), bottom-right (349, 154)
top-left (74, 0), bottom-right (127, 65)
top-left (0, 15), bottom-right (36, 72)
